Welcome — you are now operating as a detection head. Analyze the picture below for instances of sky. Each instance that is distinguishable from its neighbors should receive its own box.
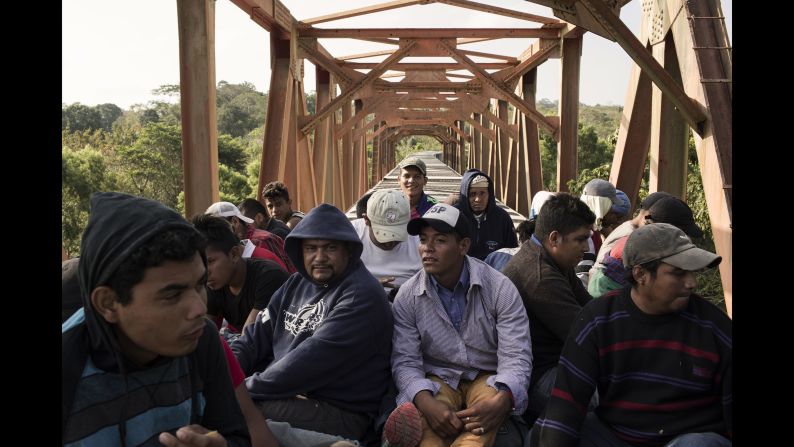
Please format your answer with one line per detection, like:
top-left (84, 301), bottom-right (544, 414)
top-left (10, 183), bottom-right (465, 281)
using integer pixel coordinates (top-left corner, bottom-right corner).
top-left (62, 0), bottom-right (732, 110)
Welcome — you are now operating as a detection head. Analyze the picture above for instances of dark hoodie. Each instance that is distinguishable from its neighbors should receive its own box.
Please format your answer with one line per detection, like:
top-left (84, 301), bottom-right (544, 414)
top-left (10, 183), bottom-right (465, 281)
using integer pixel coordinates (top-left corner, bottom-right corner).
top-left (61, 192), bottom-right (249, 446)
top-left (456, 169), bottom-right (519, 260)
top-left (232, 203), bottom-right (393, 417)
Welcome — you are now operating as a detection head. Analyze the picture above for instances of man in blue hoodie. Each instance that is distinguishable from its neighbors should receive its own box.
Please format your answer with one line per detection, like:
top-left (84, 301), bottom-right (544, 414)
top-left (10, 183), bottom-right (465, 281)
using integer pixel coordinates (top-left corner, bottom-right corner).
top-left (455, 169), bottom-right (518, 260)
top-left (62, 192), bottom-right (249, 447)
top-left (232, 203), bottom-right (394, 441)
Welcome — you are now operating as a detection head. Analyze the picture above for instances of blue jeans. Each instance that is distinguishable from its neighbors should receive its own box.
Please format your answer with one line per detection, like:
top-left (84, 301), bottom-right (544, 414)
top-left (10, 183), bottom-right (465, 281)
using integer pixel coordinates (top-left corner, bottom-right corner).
top-left (578, 412), bottom-right (731, 447)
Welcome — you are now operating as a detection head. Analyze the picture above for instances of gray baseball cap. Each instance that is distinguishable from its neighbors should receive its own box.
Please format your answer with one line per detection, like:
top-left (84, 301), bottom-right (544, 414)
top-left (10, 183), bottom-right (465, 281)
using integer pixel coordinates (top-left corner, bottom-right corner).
top-left (399, 157), bottom-right (427, 176)
top-left (582, 179), bottom-right (617, 203)
top-left (623, 223), bottom-right (721, 271)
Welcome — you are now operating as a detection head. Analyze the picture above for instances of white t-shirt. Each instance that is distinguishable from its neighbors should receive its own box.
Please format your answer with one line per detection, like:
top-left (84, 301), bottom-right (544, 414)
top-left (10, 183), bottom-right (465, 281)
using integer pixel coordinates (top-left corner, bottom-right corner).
top-left (351, 218), bottom-right (422, 291)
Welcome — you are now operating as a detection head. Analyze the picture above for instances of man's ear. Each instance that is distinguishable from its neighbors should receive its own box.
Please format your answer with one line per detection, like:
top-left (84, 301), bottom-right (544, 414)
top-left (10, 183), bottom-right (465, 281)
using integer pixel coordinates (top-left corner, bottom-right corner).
top-left (363, 216), bottom-right (371, 227)
top-left (459, 236), bottom-right (471, 255)
top-left (91, 286), bottom-right (122, 323)
top-left (254, 212), bottom-right (266, 228)
top-left (631, 265), bottom-right (646, 284)
top-left (548, 230), bottom-right (561, 248)
top-left (230, 243), bottom-right (244, 262)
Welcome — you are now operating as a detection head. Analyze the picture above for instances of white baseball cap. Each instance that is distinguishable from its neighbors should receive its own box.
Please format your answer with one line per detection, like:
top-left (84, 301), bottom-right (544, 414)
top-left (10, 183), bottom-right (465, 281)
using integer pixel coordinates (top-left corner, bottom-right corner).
top-left (407, 204), bottom-right (472, 239)
top-left (205, 201), bottom-right (254, 224)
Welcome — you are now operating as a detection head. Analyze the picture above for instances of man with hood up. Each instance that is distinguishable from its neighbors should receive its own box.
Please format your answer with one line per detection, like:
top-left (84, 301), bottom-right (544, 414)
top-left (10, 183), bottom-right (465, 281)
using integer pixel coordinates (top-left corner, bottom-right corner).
top-left (231, 203), bottom-right (394, 441)
top-left (455, 169), bottom-right (518, 260)
top-left (62, 192), bottom-right (249, 446)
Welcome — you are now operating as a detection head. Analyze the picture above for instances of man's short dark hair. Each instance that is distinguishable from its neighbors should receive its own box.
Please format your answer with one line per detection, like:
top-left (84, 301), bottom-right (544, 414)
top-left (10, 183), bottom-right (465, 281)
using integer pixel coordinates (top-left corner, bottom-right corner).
top-left (191, 214), bottom-right (240, 254)
top-left (625, 259), bottom-right (662, 287)
top-left (106, 227), bottom-right (206, 305)
top-left (262, 181), bottom-right (290, 201)
top-left (534, 193), bottom-right (596, 242)
top-left (239, 198), bottom-right (268, 218)
top-left (516, 218), bottom-right (535, 243)
top-left (356, 192), bottom-right (374, 218)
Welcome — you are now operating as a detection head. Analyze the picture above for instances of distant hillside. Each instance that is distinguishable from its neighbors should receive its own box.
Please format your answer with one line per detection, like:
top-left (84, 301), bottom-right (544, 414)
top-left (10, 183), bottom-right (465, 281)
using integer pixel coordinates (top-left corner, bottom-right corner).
top-left (537, 99), bottom-right (622, 142)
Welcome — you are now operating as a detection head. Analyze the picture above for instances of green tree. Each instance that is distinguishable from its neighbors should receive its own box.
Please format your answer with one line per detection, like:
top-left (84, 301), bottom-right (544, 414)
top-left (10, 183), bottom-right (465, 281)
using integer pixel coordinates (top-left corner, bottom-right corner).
top-left (217, 92), bottom-right (266, 137)
top-left (62, 103), bottom-right (103, 132)
top-left (216, 81), bottom-right (260, 107)
top-left (305, 91), bottom-right (316, 115)
top-left (539, 131), bottom-right (557, 190)
top-left (95, 103), bottom-right (123, 131)
top-left (218, 164), bottom-right (253, 205)
top-left (217, 134), bottom-right (248, 173)
top-left (578, 124), bottom-right (614, 172)
top-left (116, 122), bottom-right (183, 209)
top-left (62, 148), bottom-right (119, 255)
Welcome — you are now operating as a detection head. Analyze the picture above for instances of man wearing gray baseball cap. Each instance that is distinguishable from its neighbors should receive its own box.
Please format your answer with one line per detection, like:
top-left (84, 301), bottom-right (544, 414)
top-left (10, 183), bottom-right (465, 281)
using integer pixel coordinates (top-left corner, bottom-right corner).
top-left (536, 223), bottom-right (731, 447)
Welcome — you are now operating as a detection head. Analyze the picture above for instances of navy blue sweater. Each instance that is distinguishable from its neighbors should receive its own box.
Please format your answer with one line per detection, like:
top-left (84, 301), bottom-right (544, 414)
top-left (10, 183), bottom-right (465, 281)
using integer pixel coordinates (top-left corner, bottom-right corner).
top-left (232, 204), bottom-right (393, 417)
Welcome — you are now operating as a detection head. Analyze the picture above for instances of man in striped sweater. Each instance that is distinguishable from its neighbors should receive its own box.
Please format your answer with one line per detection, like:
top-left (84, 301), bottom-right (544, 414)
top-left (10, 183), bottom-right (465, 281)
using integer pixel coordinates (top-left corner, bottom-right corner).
top-left (536, 223), bottom-right (731, 447)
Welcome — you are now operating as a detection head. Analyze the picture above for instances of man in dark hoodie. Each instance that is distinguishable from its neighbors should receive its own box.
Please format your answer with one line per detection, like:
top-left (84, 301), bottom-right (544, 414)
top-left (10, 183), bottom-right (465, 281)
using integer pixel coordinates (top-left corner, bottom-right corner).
top-left (231, 203), bottom-right (394, 441)
top-left (62, 192), bottom-right (249, 446)
top-left (455, 169), bottom-right (518, 260)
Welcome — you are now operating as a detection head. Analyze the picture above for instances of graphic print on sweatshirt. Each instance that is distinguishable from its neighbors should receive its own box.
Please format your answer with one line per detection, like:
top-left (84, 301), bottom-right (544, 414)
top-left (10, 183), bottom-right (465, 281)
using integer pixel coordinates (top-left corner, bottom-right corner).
top-left (284, 299), bottom-right (326, 336)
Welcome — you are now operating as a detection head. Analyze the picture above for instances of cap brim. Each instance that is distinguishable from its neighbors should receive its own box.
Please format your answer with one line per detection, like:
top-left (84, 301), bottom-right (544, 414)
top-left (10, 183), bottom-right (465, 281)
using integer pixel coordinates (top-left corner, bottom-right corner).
top-left (371, 223), bottom-right (408, 243)
top-left (401, 163), bottom-right (426, 175)
top-left (237, 214), bottom-right (254, 224)
top-left (662, 246), bottom-right (721, 271)
top-left (407, 217), bottom-right (455, 236)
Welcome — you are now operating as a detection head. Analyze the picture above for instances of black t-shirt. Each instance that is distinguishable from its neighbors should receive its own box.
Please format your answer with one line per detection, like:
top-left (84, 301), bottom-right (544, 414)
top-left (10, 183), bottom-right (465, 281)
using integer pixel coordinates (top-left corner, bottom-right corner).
top-left (266, 217), bottom-right (290, 240)
top-left (207, 258), bottom-right (290, 330)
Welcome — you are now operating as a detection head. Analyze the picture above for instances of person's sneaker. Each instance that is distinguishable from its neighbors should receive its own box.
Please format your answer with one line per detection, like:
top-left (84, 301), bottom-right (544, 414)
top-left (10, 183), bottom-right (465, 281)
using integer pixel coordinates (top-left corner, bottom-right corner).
top-left (382, 402), bottom-right (422, 447)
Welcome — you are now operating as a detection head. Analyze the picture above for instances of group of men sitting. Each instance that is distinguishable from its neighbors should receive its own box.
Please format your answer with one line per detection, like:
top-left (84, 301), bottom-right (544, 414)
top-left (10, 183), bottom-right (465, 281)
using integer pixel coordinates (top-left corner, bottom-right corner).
top-left (62, 156), bottom-right (731, 447)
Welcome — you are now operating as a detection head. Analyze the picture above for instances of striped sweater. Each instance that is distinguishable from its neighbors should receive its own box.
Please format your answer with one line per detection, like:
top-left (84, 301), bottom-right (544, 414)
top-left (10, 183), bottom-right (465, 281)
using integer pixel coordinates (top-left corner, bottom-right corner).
top-left (537, 287), bottom-right (732, 446)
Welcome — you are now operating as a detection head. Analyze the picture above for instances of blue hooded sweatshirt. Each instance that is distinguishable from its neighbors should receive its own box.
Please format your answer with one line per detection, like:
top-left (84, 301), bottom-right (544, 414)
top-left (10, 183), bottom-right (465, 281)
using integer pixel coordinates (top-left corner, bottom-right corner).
top-left (232, 203), bottom-right (393, 417)
top-left (456, 169), bottom-right (519, 260)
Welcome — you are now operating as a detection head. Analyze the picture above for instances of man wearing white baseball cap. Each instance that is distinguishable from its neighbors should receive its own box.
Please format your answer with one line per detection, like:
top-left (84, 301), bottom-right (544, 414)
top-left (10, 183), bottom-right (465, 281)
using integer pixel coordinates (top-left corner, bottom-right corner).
top-left (536, 223), bottom-right (731, 447)
top-left (206, 201), bottom-right (296, 273)
top-left (385, 203), bottom-right (532, 447)
top-left (351, 189), bottom-right (422, 297)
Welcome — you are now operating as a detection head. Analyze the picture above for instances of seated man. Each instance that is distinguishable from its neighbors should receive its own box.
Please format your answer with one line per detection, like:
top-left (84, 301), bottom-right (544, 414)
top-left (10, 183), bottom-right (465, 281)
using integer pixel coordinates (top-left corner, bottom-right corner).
top-left (206, 201), bottom-right (296, 273)
top-left (576, 179), bottom-right (619, 287)
top-left (397, 157), bottom-right (438, 219)
top-left (351, 189), bottom-right (422, 298)
top-left (232, 204), bottom-right (394, 441)
top-left (239, 198), bottom-right (291, 240)
top-left (536, 223), bottom-right (731, 447)
top-left (62, 192), bottom-right (249, 446)
top-left (588, 195), bottom-right (702, 298)
top-left (455, 169), bottom-right (518, 260)
top-left (191, 214), bottom-right (290, 333)
top-left (388, 204), bottom-right (532, 447)
top-left (502, 193), bottom-right (596, 418)
top-left (262, 181), bottom-right (306, 229)
top-left (599, 189), bottom-right (631, 238)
